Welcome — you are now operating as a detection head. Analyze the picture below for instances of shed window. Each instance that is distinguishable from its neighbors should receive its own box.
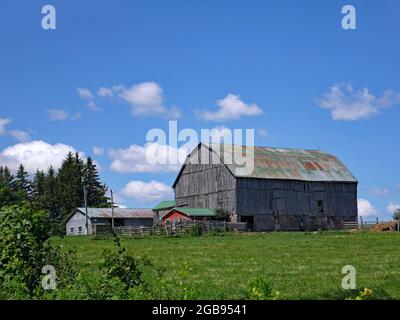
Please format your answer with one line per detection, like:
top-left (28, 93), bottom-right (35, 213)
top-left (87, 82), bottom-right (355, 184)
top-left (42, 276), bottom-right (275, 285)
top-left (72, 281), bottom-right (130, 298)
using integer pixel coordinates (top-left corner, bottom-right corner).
top-left (317, 200), bottom-right (324, 214)
top-left (70, 227), bottom-right (74, 234)
top-left (78, 226), bottom-right (82, 234)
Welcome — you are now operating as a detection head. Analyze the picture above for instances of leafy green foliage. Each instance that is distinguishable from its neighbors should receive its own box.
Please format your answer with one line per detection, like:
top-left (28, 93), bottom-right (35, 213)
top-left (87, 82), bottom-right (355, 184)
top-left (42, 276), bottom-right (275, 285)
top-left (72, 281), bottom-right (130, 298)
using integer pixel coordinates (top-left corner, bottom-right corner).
top-left (215, 208), bottom-right (230, 221)
top-left (248, 277), bottom-right (280, 300)
top-left (0, 205), bottom-right (51, 293)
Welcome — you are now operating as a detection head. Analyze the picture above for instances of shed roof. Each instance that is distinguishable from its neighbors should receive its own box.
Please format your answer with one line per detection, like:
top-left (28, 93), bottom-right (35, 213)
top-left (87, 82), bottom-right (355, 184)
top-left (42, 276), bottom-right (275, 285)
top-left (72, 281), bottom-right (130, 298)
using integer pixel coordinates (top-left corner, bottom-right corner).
top-left (174, 143), bottom-right (357, 185)
top-left (168, 207), bottom-right (217, 217)
top-left (75, 207), bottom-right (153, 219)
top-left (152, 200), bottom-right (175, 211)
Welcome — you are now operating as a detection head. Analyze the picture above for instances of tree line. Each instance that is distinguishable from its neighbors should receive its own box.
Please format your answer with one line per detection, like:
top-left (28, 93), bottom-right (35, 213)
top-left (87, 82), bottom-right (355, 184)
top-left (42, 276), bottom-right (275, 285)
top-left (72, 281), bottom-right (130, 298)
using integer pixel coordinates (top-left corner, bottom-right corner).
top-left (0, 152), bottom-right (109, 233)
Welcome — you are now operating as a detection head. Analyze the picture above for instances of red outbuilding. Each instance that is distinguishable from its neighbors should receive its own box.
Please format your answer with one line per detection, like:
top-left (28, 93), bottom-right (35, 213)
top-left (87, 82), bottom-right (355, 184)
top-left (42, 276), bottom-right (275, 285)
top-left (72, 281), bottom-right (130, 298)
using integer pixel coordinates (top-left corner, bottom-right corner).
top-left (162, 207), bottom-right (216, 225)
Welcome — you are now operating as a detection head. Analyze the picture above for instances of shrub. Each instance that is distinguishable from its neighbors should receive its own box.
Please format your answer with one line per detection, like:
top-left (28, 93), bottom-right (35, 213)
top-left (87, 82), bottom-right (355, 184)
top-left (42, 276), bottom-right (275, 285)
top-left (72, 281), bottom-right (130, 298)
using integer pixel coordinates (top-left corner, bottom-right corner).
top-left (248, 277), bottom-right (280, 300)
top-left (0, 205), bottom-right (51, 294)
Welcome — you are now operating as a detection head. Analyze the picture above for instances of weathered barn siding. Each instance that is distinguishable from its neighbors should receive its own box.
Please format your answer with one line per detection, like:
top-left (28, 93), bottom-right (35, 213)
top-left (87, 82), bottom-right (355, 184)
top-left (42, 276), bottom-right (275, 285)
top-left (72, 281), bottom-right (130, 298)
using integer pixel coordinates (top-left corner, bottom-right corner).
top-left (173, 143), bottom-right (358, 231)
top-left (174, 144), bottom-right (237, 220)
top-left (236, 178), bottom-right (357, 231)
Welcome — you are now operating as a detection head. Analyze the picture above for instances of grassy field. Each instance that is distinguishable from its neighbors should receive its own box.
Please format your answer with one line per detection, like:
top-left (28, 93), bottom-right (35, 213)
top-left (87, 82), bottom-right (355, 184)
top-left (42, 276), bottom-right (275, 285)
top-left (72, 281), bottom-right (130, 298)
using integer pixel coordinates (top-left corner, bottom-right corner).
top-left (51, 231), bottom-right (400, 299)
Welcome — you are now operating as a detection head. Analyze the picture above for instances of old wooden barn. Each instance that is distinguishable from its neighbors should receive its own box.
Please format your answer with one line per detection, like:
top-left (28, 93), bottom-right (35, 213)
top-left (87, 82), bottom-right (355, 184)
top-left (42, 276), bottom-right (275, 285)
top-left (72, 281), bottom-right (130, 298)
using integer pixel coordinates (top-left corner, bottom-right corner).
top-left (172, 143), bottom-right (358, 231)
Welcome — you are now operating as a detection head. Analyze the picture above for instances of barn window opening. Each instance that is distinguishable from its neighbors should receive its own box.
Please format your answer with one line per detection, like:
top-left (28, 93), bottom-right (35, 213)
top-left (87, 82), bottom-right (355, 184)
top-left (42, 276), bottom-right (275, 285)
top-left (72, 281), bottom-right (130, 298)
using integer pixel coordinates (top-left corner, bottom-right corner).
top-left (70, 227), bottom-right (74, 234)
top-left (317, 200), bottom-right (324, 214)
top-left (78, 226), bottom-right (82, 234)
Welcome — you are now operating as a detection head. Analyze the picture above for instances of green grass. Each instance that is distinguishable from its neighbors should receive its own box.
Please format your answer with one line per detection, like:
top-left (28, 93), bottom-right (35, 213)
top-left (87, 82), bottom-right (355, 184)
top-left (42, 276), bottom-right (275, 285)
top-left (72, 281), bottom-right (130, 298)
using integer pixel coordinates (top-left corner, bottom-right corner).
top-left (51, 231), bottom-right (400, 299)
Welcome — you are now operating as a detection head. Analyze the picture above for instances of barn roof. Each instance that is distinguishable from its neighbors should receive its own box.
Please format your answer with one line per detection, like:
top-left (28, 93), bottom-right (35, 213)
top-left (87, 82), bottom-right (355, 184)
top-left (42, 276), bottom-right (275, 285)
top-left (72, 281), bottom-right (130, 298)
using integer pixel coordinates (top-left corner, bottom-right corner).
top-left (152, 200), bottom-right (176, 211)
top-left (214, 144), bottom-right (357, 182)
top-left (167, 207), bottom-right (217, 217)
top-left (75, 207), bottom-right (154, 219)
top-left (173, 143), bottom-right (357, 185)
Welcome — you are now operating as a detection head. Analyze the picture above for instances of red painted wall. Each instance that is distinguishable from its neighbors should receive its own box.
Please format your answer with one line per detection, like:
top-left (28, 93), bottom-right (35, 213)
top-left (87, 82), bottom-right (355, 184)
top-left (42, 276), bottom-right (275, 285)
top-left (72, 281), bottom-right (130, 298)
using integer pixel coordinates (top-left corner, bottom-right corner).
top-left (162, 209), bottom-right (190, 224)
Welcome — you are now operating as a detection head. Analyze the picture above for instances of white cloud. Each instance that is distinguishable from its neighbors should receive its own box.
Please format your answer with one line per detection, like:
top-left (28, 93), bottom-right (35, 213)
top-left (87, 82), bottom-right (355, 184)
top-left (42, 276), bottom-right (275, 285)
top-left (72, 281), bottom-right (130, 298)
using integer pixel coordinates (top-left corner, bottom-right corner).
top-left (370, 187), bottom-right (390, 197)
top-left (87, 101), bottom-right (102, 112)
top-left (121, 180), bottom-right (174, 202)
top-left (357, 198), bottom-right (378, 217)
top-left (97, 87), bottom-right (114, 97)
top-left (0, 118), bottom-right (11, 135)
top-left (77, 88), bottom-right (94, 100)
top-left (108, 142), bottom-right (189, 173)
top-left (316, 83), bottom-right (400, 121)
top-left (119, 82), bottom-right (181, 118)
top-left (8, 130), bottom-right (31, 142)
top-left (93, 146), bottom-right (104, 156)
top-left (387, 202), bottom-right (400, 214)
top-left (198, 94), bottom-right (263, 121)
top-left (47, 109), bottom-right (81, 121)
top-left (0, 140), bottom-right (78, 173)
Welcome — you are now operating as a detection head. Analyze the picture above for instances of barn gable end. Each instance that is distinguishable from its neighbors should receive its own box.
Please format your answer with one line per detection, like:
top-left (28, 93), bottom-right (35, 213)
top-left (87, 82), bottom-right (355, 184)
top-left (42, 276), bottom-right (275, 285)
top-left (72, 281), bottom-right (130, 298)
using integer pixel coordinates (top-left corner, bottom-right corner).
top-left (172, 143), bottom-right (358, 231)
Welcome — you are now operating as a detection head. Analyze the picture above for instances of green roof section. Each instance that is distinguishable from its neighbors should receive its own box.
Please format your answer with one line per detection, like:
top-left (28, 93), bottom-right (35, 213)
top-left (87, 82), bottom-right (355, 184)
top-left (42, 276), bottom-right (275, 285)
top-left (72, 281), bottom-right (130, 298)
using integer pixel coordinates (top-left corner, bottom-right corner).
top-left (153, 200), bottom-right (175, 211)
top-left (172, 207), bottom-right (217, 217)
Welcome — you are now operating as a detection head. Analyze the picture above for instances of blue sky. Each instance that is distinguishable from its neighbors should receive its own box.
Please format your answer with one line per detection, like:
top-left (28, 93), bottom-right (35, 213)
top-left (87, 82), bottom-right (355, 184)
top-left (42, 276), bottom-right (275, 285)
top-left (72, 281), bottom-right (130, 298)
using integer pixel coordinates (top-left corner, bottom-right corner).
top-left (0, 0), bottom-right (399, 219)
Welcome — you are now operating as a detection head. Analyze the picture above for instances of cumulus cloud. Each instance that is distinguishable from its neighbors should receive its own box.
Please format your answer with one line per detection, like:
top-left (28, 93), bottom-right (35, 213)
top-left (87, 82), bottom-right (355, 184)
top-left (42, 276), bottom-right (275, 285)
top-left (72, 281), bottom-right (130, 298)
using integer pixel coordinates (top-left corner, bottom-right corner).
top-left (121, 180), bottom-right (174, 202)
top-left (119, 82), bottom-right (180, 118)
top-left (97, 87), bottom-right (114, 97)
top-left (0, 140), bottom-right (78, 173)
top-left (0, 118), bottom-right (32, 142)
top-left (93, 146), bottom-right (105, 156)
top-left (316, 83), bottom-right (400, 121)
top-left (197, 94), bottom-right (262, 121)
top-left (357, 198), bottom-right (378, 217)
top-left (0, 118), bottom-right (11, 135)
top-left (77, 88), bottom-right (94, 100)
top-left (387, 202), bottom-right (400, 214)
top-left (87, 101), bottom-right (102, 112)
top-left (47, 109), bottom-right (81, 121)
top-left (77, 88), bottom-right (103, 112)
top-left (108, 142), bottom-right (190, 173)
top-left (8, 130), bottom-right (31, 142)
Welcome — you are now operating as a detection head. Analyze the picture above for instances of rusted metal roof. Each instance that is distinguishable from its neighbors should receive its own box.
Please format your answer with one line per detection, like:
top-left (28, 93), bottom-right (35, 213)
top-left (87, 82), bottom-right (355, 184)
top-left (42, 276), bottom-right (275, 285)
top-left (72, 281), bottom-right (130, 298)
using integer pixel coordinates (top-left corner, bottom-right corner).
top-left (209, 143), bottom-right (357, 182)
top-left (76, 207), bottom-right (154, 219)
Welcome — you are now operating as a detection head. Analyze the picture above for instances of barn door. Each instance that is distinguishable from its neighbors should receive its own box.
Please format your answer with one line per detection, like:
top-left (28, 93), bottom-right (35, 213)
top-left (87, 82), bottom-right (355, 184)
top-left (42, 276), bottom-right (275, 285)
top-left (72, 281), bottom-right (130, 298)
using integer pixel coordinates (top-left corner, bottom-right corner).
top-left (273, 198), bottom-right (285, 231)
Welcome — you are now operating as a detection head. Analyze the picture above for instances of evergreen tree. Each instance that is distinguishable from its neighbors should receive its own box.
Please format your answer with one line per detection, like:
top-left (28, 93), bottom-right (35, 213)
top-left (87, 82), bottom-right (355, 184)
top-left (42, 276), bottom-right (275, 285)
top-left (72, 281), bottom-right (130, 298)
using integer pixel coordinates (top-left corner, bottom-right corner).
top-left (83, 157), bottom-right (108, 207)
top-left (15, 164), bottom-right (31, 201)
top-left (32, 170), bottom-right (46, 208)
top-left (0, 166), bottom-right (17, 207)
top-left (0, 166), bottom-right (16, 189)
top-left (44, 166), bottom-right (60, 229)
top-left (57, 152), bottom-right (84, 218)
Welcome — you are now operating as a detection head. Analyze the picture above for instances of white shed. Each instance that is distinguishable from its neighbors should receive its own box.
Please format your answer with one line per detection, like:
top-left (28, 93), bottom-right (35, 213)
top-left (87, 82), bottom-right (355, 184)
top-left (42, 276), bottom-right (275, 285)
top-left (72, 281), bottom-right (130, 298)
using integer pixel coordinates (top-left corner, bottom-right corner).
top-left (65, 207), bottom-right (154, 235)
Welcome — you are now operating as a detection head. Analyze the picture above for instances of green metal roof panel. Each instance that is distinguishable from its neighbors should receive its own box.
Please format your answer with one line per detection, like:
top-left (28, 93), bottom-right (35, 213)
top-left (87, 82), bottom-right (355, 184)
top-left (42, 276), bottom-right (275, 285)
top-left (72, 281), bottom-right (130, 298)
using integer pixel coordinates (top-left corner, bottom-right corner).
top-left (153, 200), bottom-right (176, 210)
top-left (173, 207), bottom-right (217, 217)
top-left (209, 143), bottom-right (357, 183)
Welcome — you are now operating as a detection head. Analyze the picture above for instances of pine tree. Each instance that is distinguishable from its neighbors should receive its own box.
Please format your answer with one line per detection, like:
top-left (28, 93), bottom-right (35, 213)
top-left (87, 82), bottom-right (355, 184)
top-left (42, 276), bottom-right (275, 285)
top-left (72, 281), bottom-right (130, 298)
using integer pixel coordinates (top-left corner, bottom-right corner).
top-left (0, 166), bottom-right (16, 189)
top-left (83, 157), bottom-right (108, 207)
top-left (0, 166), bottom-right (17, 207)
top-left (44, 166), bottom-right (60, 228)
top-left (32, 170), bottom-right (46, 208)
top-left (15, 164), bottom-right (31, 201)
top-left (57, 152), bottom-right (84, 218)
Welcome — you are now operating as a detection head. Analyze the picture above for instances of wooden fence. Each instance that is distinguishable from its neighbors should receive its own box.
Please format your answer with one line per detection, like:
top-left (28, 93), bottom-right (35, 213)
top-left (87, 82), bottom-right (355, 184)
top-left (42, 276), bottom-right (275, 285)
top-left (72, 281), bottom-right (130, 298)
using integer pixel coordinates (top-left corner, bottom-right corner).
top-left (342, 219), bottom-right (395, 230)
top-left (93, 220), bottom-right (248, 238)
